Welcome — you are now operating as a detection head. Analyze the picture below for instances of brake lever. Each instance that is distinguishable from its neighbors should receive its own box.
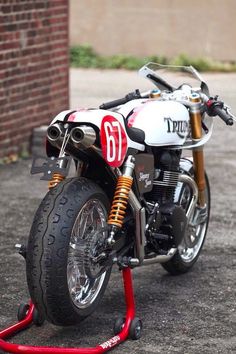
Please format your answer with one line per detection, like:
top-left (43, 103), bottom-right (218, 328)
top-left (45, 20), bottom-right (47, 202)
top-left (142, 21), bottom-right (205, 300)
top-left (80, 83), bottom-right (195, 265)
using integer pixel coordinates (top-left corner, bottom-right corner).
top-left (224, 105), bottom-right (236, 123)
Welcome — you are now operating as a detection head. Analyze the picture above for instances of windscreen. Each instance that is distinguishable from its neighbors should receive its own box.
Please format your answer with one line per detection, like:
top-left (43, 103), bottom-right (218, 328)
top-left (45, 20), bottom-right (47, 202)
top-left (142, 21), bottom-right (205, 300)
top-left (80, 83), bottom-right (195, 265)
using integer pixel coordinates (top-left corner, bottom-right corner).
top-left (139, 62), bottom-right (209, 94)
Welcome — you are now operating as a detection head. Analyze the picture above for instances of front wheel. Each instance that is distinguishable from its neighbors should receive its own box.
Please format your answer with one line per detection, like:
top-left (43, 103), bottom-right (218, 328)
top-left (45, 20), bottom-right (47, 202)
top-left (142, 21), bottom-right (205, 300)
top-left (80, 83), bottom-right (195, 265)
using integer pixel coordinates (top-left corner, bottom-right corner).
top-left (26, 177), bottom-right (111, 326)
top-left (162, 172), bottom-right (210, 275)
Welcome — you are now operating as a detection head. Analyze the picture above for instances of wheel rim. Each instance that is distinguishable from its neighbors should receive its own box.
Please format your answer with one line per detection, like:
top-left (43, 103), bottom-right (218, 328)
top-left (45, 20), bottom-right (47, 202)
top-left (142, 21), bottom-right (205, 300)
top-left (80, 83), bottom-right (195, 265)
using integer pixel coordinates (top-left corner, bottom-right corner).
top-left (178, 182), bottom-right (210, 263)
top-left (179, 220), bottom-right (207, 263)
top-left (67, 199), bottom-right (108, 309)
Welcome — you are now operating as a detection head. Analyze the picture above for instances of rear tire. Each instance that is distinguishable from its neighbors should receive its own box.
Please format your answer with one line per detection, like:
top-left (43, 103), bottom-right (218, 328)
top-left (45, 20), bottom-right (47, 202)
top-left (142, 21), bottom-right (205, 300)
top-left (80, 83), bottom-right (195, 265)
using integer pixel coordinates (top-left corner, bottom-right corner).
top-left (26, 177), bottom-right (111, 326)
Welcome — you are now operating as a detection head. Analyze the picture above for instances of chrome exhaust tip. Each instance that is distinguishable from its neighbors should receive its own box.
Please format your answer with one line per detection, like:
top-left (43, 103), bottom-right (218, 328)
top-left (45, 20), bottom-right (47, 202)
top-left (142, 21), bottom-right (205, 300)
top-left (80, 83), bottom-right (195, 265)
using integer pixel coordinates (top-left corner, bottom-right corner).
top-left (70, 125), bottom-right (96, 148)
top-left (47, 123), bottom-right (64, 142)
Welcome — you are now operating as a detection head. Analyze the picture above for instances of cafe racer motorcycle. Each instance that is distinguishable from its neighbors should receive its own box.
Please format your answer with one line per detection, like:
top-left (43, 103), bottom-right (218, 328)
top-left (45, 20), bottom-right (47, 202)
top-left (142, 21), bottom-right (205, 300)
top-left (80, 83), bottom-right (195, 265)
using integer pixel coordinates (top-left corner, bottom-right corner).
top-left (27, 63), bottom-right (235, 328)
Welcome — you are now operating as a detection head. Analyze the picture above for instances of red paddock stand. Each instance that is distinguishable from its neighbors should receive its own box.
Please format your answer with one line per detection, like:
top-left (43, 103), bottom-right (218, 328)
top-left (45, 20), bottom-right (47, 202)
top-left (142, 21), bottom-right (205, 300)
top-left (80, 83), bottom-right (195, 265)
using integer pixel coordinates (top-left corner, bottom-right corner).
top-left (0, 267), bottom-right (142, 353)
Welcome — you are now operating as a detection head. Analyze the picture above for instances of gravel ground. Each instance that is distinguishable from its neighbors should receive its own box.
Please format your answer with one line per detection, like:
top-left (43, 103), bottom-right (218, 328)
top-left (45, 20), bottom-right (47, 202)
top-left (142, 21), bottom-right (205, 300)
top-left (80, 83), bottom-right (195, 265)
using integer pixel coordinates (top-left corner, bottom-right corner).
top-left (0, 69), bottom-right (235, 353)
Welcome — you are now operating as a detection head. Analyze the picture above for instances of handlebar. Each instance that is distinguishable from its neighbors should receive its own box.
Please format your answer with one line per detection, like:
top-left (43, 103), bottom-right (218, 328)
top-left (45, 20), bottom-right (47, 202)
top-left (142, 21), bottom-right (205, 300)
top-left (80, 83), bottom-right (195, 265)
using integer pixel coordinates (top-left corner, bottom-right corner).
top-left (205, 96), bottom-right (235, 125)
top-left (205, 98), bottom-right (234, 126)
top-left (99, 89), bottom-right (235, 127)
top-left (211, 106), bottom-right (234, 126)
top-left (99, 96), bottom-right (132, 110)
top-left (99, 89), bottom-right (150, 110)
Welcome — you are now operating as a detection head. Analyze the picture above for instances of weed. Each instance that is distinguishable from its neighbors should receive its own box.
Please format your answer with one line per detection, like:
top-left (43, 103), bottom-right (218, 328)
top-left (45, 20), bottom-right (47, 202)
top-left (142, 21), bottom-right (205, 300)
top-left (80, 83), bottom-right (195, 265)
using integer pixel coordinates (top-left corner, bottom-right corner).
top-left (70, 45), bottom-right (236, 72)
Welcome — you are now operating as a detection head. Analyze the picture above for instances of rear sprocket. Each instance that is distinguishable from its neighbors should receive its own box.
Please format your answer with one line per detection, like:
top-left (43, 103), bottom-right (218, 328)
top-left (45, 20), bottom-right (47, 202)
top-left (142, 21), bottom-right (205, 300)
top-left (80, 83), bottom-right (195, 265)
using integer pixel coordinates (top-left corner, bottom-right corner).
top-left (84, 228), bottom-right (111, 279)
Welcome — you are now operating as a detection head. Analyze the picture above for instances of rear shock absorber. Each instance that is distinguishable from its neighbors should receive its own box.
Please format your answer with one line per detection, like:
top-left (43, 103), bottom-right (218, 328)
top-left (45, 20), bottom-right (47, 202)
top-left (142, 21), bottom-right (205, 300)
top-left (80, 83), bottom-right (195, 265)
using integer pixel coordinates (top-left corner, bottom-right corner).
top-left (48, 153), bottom-right (68, 190)
top-left (48, 173), bottom-right (65, 190)
top-left (107, 155), bottom-right (135, 244)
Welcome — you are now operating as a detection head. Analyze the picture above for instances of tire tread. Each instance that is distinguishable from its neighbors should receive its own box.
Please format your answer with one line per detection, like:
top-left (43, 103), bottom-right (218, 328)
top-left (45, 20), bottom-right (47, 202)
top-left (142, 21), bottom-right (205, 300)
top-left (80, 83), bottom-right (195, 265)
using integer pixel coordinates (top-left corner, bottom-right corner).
top-left (26, 178), bottom-right (110, 325)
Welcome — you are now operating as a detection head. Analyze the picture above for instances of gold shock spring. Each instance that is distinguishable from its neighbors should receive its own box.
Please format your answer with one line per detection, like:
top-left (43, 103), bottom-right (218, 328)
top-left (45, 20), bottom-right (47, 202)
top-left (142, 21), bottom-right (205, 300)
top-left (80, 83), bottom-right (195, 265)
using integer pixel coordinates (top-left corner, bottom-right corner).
top-left (48, 173), bottom-right (65, 190)
top-left (107, 175), bottom-right (133, 228)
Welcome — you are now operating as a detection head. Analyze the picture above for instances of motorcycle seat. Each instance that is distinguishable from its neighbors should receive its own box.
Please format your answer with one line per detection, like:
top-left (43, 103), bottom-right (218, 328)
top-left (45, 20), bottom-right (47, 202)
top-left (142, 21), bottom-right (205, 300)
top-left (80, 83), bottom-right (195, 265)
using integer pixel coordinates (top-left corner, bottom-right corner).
top-left (127, 126), bottom-right (145, 144)
top-left (122, 116), bottom-right (145, 144)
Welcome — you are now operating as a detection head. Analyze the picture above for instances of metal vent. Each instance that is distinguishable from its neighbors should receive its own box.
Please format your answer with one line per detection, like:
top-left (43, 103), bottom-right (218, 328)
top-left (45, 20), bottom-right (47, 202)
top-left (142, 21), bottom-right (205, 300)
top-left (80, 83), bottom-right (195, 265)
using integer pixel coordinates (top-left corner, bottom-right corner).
top-left (153, 170), bottom-right (180, 188)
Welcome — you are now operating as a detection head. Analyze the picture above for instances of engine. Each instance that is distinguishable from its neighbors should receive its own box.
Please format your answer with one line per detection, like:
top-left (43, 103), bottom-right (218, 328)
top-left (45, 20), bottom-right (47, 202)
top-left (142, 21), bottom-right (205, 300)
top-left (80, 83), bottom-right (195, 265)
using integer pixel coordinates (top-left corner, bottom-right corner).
top-left (144, 149), bottom-right (187, 255)
top-left (148, 149), bottom-right (181, 203)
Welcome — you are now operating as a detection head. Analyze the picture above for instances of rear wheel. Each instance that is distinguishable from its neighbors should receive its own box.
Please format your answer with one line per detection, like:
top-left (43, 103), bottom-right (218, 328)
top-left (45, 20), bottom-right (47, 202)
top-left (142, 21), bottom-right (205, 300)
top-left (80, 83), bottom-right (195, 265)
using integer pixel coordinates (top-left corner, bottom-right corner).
top-left (26, 177), bottom-right (111, 326)
top-left (162, 172), bottom-right (210, 275)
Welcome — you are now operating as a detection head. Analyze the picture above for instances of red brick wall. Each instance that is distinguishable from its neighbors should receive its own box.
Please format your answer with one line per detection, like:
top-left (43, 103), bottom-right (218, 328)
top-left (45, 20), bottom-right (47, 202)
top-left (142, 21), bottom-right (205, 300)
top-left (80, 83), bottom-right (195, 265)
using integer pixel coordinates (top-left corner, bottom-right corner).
top-left (0, 0), bottom-right (69, 158)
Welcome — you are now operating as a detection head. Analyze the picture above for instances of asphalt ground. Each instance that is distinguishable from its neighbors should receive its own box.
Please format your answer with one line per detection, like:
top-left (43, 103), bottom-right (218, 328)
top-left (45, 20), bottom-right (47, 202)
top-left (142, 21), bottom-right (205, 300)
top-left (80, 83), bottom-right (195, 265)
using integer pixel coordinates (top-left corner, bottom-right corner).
top-left (0, 69), bottom-right (236, 353)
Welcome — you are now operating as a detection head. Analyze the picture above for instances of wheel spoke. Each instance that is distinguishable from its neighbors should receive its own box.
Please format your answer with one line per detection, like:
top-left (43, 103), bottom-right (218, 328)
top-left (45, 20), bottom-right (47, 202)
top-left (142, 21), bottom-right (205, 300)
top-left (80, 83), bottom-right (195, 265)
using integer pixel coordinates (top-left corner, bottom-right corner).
top-left (67, 199), bottom-right (108, 309)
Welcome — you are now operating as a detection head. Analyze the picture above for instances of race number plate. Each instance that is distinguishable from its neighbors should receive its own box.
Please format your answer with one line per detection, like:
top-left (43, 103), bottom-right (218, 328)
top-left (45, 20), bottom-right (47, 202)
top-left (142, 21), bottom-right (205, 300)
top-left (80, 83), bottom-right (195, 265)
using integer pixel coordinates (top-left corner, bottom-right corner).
top-left (100, 115), bottom-right (128, 167)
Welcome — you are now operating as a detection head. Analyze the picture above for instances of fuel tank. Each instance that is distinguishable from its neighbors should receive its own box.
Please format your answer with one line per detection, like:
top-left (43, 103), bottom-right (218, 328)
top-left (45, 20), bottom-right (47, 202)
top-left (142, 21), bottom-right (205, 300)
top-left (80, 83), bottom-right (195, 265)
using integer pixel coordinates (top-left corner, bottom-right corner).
top-left (126, 100), bottom-right (190, 147)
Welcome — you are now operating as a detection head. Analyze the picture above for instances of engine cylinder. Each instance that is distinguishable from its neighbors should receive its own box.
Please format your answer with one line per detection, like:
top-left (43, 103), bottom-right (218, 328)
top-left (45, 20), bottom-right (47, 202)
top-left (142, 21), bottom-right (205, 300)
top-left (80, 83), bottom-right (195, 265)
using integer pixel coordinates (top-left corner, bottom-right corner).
top-left (151, 170), bottom-right (180, 203)
top-left (145, 149), bottom-right (181, 203)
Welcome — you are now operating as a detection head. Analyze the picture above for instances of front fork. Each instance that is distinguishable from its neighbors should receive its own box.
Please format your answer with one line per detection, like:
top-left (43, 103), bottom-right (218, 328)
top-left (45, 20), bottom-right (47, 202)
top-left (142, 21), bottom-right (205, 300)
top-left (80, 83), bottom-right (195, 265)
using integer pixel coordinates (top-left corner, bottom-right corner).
top-left (190, 94), bottom-right (206, 207)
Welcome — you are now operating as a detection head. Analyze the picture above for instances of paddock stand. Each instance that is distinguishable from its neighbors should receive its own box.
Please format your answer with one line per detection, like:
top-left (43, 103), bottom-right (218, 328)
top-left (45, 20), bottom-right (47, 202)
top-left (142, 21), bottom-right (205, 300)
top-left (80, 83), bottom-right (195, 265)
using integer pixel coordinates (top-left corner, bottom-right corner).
top-left (0, 266), bottom-right (142, 353)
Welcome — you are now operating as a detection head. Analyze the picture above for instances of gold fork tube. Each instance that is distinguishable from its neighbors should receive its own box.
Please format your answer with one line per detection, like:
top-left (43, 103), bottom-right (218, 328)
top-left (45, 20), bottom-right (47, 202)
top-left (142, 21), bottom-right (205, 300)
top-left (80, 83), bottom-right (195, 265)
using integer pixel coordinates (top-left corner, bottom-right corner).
top-left (192, 149), bottom-right (206, 206)
top-left (190, 100), bottom-right (206, 207)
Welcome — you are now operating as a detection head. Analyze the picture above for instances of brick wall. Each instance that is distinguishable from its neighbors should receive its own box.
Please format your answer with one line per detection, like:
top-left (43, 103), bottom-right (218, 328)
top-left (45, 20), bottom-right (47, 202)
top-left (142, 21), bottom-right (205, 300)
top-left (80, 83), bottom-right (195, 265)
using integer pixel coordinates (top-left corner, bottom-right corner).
top-left (0, 0), bottom-right (69, 158)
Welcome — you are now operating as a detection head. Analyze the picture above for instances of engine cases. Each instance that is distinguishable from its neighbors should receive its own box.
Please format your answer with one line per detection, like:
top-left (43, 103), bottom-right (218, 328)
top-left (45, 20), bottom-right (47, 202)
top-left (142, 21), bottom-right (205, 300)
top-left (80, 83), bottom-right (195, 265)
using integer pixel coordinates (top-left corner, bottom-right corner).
top-left (160, 203), bottom-right (187, 247)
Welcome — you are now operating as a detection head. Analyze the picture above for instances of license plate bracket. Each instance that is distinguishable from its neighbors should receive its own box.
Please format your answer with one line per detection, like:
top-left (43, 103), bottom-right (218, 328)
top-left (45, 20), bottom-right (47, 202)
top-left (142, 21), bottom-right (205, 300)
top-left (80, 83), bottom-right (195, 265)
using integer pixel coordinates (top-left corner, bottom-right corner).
top-left (31, 156), bottom-right (71, 181)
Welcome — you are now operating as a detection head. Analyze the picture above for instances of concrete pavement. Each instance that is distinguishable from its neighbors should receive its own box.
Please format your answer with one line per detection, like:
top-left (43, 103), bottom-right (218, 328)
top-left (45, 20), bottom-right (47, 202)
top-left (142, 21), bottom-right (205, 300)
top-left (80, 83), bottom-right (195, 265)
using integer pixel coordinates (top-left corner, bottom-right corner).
top-left (0, 69), bottom-right (235, 353)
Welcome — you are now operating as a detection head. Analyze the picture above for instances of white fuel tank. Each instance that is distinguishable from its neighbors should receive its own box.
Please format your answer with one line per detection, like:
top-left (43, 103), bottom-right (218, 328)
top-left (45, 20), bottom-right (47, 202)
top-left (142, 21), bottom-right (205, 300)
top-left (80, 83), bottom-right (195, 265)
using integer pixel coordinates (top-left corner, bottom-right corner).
top-left (127, 100), bottom-right (190, 146)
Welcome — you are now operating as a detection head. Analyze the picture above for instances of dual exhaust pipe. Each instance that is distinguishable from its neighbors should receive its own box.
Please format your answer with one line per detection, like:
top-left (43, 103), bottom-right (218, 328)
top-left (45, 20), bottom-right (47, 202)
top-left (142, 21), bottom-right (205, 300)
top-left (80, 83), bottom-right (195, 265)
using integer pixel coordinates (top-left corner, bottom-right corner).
top-left (47, 123), bottom-right (96, 149)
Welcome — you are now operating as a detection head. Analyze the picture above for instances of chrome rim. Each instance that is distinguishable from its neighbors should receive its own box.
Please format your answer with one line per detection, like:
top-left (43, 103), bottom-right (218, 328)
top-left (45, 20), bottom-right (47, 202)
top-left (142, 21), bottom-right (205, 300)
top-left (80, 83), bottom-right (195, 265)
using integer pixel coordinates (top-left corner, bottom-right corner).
top-left (67, 199), bottom-right (107, 309)
top-left (178, 182), bottom-right (209, 263)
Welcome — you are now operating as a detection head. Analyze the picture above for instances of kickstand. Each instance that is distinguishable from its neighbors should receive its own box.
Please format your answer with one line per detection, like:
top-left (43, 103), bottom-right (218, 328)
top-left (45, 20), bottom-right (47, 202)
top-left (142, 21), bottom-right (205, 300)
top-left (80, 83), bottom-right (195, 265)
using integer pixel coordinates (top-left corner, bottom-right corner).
top-left (0, 267), bottom-right (142, 353)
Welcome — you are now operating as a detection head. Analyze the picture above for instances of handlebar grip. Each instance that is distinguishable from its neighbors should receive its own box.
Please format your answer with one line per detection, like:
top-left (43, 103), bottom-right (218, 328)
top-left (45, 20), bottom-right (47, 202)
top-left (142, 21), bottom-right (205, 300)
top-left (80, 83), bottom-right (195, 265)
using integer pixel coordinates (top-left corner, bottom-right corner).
top-left (99, 89), bottom-right (142, 110)
top-left (213, 106), bottom-right (234, 126)
top-left (99, 97), bottom-right (128, 110)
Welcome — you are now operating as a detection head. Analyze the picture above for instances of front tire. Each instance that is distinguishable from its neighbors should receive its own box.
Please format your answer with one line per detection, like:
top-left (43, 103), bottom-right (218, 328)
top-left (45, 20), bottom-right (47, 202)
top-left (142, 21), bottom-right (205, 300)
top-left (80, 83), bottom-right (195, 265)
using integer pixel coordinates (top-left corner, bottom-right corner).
top-left (26, 177), bottom-right (111, 326)
top-left (162, 172), bottom-right (211, 275)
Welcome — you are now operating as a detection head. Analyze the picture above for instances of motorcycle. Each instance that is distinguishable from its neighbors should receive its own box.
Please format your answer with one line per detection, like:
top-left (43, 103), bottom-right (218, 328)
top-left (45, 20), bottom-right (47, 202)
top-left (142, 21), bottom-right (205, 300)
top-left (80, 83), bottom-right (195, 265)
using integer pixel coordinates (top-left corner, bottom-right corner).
top-left (27, 62), bottom-right (235, 329)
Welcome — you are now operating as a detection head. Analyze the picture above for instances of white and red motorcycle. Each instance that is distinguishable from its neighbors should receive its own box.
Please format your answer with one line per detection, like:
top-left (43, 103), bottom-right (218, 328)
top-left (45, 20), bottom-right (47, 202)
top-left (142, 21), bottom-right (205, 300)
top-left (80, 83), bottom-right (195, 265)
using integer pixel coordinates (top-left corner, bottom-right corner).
top-left (27, 63), bottom-right (235, 330)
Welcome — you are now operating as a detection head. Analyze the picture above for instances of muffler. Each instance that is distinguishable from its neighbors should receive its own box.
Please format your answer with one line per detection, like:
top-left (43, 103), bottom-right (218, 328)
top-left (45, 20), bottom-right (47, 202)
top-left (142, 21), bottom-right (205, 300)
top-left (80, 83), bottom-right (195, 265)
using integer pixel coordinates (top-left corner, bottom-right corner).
top-left (47, 123), bottom-right (64, 143)
top-left (70, 125), bottom-right (96, 149)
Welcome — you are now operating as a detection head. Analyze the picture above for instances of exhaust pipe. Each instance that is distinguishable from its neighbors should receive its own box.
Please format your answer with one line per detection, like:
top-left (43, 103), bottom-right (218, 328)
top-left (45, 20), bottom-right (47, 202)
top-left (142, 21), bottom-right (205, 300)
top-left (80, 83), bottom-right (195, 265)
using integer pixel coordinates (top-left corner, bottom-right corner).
top-left (178, 174), bottom-right (198, 221)
top-left (123, 249), bottom-right (177, 267)
top-left (47, 123), bottom-right (64, 142)
top-left (128, 190), bottom-right (146, 265)
top-left (70, 125), bottom-right (96, 149)
top-left (142, 248), bottom-right (177, 265)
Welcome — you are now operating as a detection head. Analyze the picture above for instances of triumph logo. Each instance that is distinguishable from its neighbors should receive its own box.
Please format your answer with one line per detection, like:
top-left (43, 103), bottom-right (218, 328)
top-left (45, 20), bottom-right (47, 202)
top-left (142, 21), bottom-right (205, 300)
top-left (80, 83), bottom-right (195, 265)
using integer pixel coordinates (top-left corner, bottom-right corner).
top-left (164, 117), bottom-right (189, 138)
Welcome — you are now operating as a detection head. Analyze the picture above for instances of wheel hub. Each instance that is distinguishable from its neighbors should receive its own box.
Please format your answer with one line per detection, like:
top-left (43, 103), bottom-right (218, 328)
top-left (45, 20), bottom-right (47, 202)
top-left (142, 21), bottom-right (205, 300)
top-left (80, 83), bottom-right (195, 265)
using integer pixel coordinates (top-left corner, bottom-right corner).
top-left (84, 228), bottom-right (111, 279)
top-left (184, 226), bottom-right (198, 248)
top-left (67, 199), bottom-right (109, 309)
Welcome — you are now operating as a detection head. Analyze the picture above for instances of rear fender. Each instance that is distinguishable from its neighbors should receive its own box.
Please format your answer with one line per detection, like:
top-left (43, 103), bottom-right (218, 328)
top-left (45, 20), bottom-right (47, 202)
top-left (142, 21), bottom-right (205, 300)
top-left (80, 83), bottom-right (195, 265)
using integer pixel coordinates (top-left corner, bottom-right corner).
top-left (77, 148), bottom-right (117, 201)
